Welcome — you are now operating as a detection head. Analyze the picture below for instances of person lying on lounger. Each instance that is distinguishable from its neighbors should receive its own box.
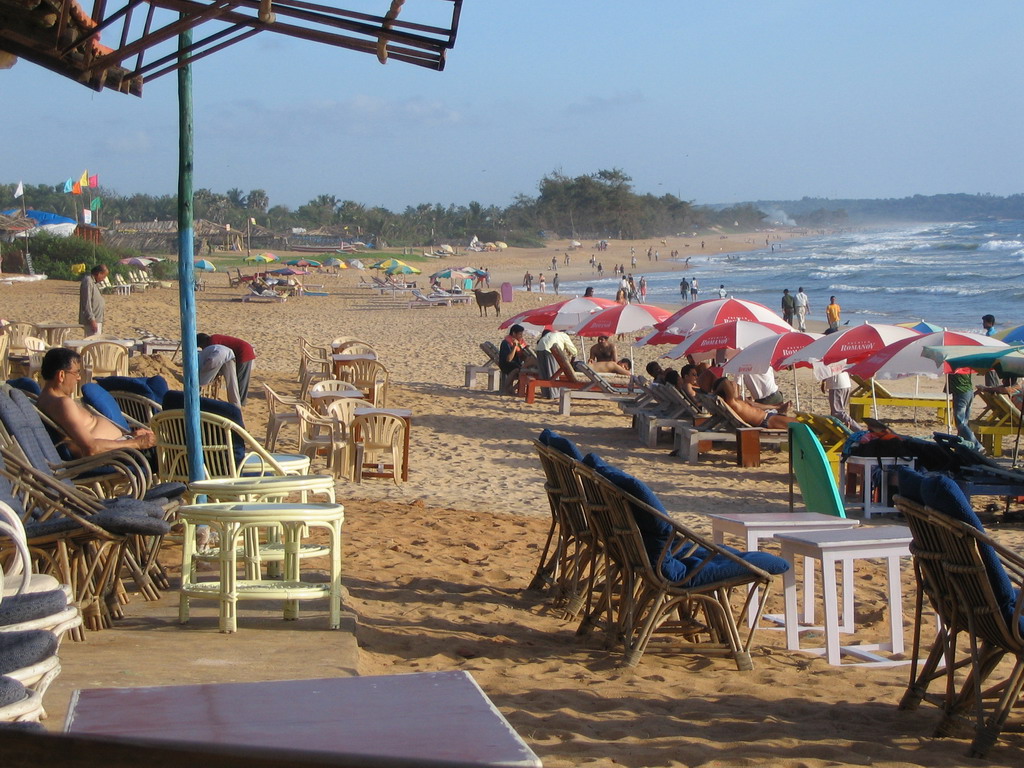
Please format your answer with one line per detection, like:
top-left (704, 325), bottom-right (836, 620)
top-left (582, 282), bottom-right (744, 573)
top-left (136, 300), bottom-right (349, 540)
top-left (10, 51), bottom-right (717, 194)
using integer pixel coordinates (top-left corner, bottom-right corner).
top-left (588, 358), bottom-right (633, 375)
top-left (713, 377), bottom-right (797, 430)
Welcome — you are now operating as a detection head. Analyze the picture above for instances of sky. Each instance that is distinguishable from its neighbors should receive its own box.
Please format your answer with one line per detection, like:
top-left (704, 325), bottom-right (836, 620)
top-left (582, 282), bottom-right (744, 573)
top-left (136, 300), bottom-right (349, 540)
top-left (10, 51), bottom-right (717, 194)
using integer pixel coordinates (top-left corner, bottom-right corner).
top-left (2, 1), bottom-right (1023, 213)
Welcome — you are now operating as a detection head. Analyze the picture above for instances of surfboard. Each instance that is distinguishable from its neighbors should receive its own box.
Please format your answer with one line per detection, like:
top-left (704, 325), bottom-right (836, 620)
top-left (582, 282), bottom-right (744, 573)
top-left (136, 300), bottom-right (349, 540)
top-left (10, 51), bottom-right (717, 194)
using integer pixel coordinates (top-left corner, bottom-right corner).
top-left (789, 423), bottom-right (846, 517)
top-left (500, 281), bottom-right (514, 303)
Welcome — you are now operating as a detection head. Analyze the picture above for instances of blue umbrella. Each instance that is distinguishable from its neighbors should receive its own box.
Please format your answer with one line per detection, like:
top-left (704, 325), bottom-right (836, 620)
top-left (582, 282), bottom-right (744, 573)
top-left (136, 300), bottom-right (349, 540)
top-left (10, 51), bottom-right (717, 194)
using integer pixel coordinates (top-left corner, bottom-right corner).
top-left (194, 259), bottom-right (216, 272)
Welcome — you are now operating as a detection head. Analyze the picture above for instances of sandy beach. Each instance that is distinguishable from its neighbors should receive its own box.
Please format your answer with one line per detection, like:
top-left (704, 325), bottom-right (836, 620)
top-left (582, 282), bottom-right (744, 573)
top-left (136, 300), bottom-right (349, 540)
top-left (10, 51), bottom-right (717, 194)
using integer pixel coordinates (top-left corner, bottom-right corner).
top-left (3, 231), bottom-right (1022, 766)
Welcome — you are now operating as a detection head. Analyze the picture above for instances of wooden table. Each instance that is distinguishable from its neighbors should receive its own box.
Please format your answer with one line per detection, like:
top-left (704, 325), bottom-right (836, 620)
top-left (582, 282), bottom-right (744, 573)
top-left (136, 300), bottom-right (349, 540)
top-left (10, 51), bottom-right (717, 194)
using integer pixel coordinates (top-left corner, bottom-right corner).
top-left (64, 671), bottom-right (541, 767)
top-left (353, 407), bottom-right (411, 482)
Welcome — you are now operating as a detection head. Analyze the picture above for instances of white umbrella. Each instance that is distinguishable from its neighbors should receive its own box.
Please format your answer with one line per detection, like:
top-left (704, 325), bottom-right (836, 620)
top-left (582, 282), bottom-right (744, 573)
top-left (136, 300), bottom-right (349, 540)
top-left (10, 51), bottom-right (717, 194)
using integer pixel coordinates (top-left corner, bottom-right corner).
top-left (663, 320), bottom-right (791, 361)
top-left (781, 323), bottom-right (921, 368)
top-left (654, 298), bottom-right (787, 338)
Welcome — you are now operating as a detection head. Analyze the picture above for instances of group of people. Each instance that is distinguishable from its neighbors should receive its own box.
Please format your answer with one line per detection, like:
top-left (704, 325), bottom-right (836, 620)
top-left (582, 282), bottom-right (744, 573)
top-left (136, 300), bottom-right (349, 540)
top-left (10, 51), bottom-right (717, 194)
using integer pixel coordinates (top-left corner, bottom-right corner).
top-left (778, 289), bottom-right (843, 334)
top-left (678, 277), bottom-right (699, 302)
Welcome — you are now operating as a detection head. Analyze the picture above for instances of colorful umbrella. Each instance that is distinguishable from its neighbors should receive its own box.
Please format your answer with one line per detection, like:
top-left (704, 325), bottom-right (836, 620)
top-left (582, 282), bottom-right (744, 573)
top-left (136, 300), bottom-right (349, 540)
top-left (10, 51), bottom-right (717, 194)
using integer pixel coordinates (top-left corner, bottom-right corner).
top-left (995, 325), bottom-right (1024, 344)
top-left (847, 331), bottom-right (1005, 380)
top-left (499, 297), bottom-right (618, 331)
top-left (286, 258), bottom-right (322, 267)
top-left (722, 332), bottom-right (822, 375)
top-left (372, 257), bottom-right (411, 271)
top-left (119, 257), bottom-right (154, 267)
top-left (896, 319), bottom-right (944, 334)
top-left (921, 344), bottom-right (1024, 373)
top-left (653, 298), bottom-right (787, 338)
top-left (781, 323), bottom-right (921, 367)
top-left (323, 257), bottom-right (346, 267)
top-left (245, 253), bottom-right (276, 263)
top-left (194, 259), bottom-right (216, 272)
top-left (386, 264), bottom-right (421, 275)
top-left (270, 267), bottom-right (308, 276)
top-left (431, 268), bottom-right (474, 280)
top-left (663, 320), bottom-right (791, 361)
top-left (570, 304), bottom-right (673, 337)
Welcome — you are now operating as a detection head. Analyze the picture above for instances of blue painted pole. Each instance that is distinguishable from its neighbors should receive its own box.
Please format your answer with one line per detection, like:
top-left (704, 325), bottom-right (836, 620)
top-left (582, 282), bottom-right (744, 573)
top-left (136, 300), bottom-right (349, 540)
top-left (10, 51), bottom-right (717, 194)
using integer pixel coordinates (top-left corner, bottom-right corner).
top-left (177, 28), bottom-right (203, 484)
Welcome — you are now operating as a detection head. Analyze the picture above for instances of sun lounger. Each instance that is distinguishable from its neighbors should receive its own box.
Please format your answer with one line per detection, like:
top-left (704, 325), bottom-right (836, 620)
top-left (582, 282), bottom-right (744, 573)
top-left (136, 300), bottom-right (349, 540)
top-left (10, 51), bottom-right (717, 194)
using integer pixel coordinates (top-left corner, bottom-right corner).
top-left (557, 362), bottom-right (636, 416)
top-left (635, 384), bottom-right (703, 447)
top-left (408, 289), bottom-right (452, 308)
top-left (849, 375), bottom-right (949, 422)
top-left (520, 348), bottom-right (592, 404)
top-left (796, 412), bottom-right (852, 481)
top-left (465, 342), bottom-right (502, 390)
top-left (971, 389), bottom-right (1022, 457)
top-left (673, 394), bottom-right (787, 465)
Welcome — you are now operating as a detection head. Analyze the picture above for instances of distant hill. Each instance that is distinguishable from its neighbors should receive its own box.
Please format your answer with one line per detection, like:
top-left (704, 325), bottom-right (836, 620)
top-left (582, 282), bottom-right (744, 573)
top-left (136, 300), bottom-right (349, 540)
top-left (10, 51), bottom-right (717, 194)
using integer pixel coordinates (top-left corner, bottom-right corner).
top-left (714, 193), bottom-right (1024, 227)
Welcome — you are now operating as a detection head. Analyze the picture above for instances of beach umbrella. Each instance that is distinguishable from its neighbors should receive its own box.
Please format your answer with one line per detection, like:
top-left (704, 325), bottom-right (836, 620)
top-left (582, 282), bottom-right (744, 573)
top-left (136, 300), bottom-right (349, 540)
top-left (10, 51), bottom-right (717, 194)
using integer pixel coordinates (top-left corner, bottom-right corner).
top-left (430, 267), bottom-right (473, 280)
top-left (847, 331), bottom-right (1005, 380)
top-left (371, 257), bottom-right (413, 271)
top-left (245, 253), bottom-right (275, 264)
top-left (723, 332), bottom-right (822, 375)
top-left (897, 319), bottom-right (944, 334)
top-left (781, 323), bottom-right (921, 367)
top-left (323, 257), bottom-right (346, 268)
top-left (385, 264), bottom-right (419, 276)
top-left (119, 257), bottom-right (154, 267)
top-left (994, 324), bottom-right (1024, 344)
top-left (349, 259), bottom-right (365, 269)
top-left (570, 304), bottom-right (673, 337)
top-left (270, 267), bottom-right (307, 276)
top-left (286, 258), bottom-right (322, 267)
top-left (653, 298), bottom-right (786, 338)
top-left (194, 259), bottom-right (216, 272)
top-left (921, 344), bottom-right (1024, 372)
top-left (663, 319), bottom-right (790, 361)
top-left (499, 297), bottom-right (618, 331)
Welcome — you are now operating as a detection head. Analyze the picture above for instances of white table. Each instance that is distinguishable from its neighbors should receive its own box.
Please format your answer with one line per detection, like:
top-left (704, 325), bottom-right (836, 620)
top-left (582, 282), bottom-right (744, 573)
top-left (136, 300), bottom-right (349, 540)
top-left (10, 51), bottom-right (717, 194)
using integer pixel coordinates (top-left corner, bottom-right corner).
top-left (842, 455), bottom-right (915, 518)
top-left (709, 512), bottom-right (861, 626)
top-left (775, 525), bottom-right (913, 666)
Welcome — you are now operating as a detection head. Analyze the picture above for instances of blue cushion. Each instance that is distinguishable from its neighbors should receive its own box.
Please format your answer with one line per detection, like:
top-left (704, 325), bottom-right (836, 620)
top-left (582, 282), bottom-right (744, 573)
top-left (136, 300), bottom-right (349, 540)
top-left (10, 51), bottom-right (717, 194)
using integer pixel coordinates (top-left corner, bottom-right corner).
top-left (0, 388), bottom-right (63, 471)
top-left (81, 383), bottom-right (131, 431)
top-left (681, 549), bottom-right (790, 588)
top-left (0, 590), bottom-right (67, 626)
top-left (0, 676), bottom-right (27, 708)
top-left (147, 376), bottom-right (169, 401)
top-left (897, 466), bottom-right (926, 504)
top-left (96, 376), bottom-right (157, 401)
top-left (92, 510), bottom-right (171, 536)
top-left (5, 378), bottom-right (41, 396)
top-left (538, 428), bottom-right (584, 460)
top-left (0, 630), bottom-right (57, 675)
top-left (921, 474), bottom-right (1018, 628)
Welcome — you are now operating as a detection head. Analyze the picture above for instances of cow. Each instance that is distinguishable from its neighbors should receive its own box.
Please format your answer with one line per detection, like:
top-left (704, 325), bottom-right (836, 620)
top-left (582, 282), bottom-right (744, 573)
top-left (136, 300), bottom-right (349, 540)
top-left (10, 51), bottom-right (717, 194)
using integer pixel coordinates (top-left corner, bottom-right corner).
top-left (473, 289), bottom-right (501, 317)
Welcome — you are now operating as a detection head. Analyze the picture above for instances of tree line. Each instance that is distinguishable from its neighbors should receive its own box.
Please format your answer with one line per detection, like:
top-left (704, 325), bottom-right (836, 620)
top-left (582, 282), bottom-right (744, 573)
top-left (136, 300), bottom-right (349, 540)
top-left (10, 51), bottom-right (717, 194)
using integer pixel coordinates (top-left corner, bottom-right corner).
top-left (1, 169), bottom-right (768, 248)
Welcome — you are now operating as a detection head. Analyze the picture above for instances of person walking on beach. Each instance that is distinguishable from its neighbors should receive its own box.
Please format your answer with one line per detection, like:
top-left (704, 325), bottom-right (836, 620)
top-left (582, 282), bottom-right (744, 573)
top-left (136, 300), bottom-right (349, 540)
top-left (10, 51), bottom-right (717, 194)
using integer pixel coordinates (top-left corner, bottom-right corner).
top-left (680, 278), bottom-right (690, 303)
top-left (948, 367), bottom-right (981, 451)
top-left (794, 287), bottom-right (810, 332)
top-left (983, 314), bottom-right (1001, 386)
top-left (638, 276), bottom-right (647, 303)
top-left (538, 273), bottom-right (546, 294)
top-left (690, 277), bottom-right (699, 302)
top-left (79, 264), bottom-right (107, 336)
top-left (821, 371), bottom-right (859, 430)
top-left (718, 284), bottom-right (728, 299)
top-left (551, 255), bottom-right (557, 271)
top-left (552, 273), bottom-right (560, 295)
top-left (781, 289), bottom-right (796, 327)
top-left (826, 296), bottom-right (841, 333)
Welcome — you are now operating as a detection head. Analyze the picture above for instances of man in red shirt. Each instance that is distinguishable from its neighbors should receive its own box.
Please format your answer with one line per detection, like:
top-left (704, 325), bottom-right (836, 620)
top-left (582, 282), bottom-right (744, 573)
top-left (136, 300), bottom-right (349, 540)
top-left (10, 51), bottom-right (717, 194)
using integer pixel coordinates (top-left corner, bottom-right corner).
top-left (197, 333), bottom-right (256, 405)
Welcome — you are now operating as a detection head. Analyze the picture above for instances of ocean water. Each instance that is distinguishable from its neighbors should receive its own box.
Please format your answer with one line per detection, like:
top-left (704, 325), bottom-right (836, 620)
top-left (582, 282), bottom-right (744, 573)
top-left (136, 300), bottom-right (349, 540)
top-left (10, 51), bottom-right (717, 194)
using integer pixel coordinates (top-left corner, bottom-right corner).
top-left (562, 220), bottom-right (1024, 333)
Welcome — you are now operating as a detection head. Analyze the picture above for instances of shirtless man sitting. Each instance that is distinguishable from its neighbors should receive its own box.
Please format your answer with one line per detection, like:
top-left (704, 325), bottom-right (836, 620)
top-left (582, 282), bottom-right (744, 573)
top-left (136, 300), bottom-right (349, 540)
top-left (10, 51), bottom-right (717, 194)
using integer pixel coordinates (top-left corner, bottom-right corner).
top-left (36, 348), bottom-right (157, 458)
top-left (713, 377), bottom-right (797, 430)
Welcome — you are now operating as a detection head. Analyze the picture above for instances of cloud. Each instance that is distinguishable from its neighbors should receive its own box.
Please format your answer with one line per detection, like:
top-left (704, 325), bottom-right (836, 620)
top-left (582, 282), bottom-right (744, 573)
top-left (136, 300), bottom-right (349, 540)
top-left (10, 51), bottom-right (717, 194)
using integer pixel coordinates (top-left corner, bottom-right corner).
top-left (99, 129), bottom-right (156, 154)
top-left (562, 90), bottom-right (646, 115)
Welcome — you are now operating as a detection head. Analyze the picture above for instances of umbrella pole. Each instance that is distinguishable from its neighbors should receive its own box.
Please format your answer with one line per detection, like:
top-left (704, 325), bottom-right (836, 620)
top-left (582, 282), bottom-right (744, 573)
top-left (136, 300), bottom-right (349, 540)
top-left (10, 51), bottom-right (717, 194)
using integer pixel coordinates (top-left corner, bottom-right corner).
top-left (792, 366), bottom-right (800, 411)
top-left (913, 375), bottom-right (920, 425)
top-left (871, 379), bottom-right (878, 420)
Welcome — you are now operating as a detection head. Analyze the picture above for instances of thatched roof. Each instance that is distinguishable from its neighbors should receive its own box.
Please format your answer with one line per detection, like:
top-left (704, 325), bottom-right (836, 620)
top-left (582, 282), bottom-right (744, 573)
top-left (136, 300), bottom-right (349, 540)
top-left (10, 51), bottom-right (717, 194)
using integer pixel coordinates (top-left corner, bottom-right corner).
top-left (0, 212), bottom-right (34, 232)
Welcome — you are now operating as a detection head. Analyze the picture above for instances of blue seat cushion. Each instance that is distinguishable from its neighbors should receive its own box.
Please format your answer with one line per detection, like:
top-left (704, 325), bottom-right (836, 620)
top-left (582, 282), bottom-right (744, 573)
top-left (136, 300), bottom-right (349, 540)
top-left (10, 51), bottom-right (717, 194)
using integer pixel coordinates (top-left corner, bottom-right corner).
top-left (96, 376), bottom-right (157, 401)
top-left (142, 482), bottom-right (187, 501)
top-left (147, 376), bottom-right (169, 401)
top-left (101, 497), bottom-right (167, 519)
top-left (921, 474), bottom-right (1018, 629)
top-left (5, 378), bottom-right (41, 396)
top-left (897, 466), bottom-right (926, 504)
top-left (91, 510), bottom-right (171, 536)
top-left (0, 590), bottom-right (68, 626)
top-left (0, 388), bottom-right (63, 471)
top-left (679, 546), bottom-right (790, 587)
top-left (0, 630), bottom-right (57, 675)
top-left (0, 676), bottom-right (28, 708)
top-left (81, 383), bottom-right (131, 431)
top-left (22, 517), bottom-right (82, 538)
top-left (538, 428), bottom-right (584, 460)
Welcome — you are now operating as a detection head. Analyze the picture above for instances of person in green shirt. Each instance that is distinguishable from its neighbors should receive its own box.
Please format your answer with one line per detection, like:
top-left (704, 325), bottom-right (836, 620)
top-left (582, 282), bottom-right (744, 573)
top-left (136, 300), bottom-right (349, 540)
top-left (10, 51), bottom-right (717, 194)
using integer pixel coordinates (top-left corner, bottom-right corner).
top-left (948, 369), bottom-right (981, 450)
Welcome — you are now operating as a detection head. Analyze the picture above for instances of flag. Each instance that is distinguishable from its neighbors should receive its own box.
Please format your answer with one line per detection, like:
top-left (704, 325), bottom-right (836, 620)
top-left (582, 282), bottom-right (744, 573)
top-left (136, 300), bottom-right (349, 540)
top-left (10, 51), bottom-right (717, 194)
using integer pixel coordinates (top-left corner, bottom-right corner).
top-left (82, 209), bottom-right (92, 225)
top-left (72, 181), bottom-right (82, 195)
top-left (63, 178), bottom-right (74, 193)
top-left (79, 170), bottom-right (89, 187)
top-left (90, 197), bottom-right (102, 211)
top-left (88, 174), bottom-right (98, 188)
top-left (13, 181), bottom-right (23, 198)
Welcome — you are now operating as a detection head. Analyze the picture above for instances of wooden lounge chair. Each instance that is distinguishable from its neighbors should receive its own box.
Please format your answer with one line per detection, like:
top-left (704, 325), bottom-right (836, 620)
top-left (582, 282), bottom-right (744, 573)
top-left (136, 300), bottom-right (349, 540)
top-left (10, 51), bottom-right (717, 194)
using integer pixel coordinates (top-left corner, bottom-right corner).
top-left (672, 393), bottom-right (787, 466)
top-left (407, 289), bottom-right (452, 308)
top-left (465, 342), bottom-right (502, 390)
top-left (849, 375), bottom-right (949, 422)
top-left (635, 383), bottom-right (703, 447)
top-left (529, 434), bottom-right (600, 620)
top-left (894, 473), bottom-right (1024, 758)
top-left (971, 389), bottom-right (1021, 457)
top-left (573, 455), bottom-right (788, 669)
top-left (520, 348), bottom-right (592, 404)
top-left (557, 362), bottom-right (637, 416)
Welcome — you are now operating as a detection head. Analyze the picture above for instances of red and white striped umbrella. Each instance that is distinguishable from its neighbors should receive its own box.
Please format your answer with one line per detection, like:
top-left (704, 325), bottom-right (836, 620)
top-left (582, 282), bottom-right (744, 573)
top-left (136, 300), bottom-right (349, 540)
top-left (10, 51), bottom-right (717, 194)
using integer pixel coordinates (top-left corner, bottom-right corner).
top-left (781, 323), bottom-right (921, 367)
top-left (571, 303), bottom-right (673, 337)
top-left (846, 330), bottom-right (1005, 380)
top-left (663, 320), bottom-right (791, 361)
top-left (499, 297), bottom-right (617, 331)
top-left (722, 332), bottom-right (823, 375)
top-left (654, 298), bottom-right (787, 337)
